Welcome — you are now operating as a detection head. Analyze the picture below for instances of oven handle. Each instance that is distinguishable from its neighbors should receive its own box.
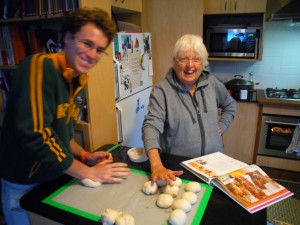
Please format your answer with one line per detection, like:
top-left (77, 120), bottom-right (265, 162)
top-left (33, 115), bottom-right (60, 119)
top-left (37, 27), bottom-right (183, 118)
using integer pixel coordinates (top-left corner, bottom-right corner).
top-left (265, 120), bottom-right (299, 126)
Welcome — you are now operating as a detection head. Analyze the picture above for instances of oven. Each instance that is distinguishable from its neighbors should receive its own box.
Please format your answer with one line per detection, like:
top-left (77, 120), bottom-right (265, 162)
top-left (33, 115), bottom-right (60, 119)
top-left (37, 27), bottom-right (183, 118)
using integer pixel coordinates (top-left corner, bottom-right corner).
top-left (258, 114), bottom-right (300, 160)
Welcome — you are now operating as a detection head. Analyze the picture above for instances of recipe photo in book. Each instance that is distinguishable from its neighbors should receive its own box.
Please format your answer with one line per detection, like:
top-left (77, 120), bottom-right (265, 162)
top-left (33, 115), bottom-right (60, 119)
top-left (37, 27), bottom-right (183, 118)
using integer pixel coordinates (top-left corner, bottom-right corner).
top-left (180, 152), bottom-right (294, 214)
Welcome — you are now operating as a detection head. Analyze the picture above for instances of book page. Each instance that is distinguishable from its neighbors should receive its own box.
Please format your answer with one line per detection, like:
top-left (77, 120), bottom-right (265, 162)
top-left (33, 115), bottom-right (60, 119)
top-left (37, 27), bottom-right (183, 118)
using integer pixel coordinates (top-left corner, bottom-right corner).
top-left (181, 152), bottom-right (248, 179)
top-left (213, 164), bottom-right (293, 213)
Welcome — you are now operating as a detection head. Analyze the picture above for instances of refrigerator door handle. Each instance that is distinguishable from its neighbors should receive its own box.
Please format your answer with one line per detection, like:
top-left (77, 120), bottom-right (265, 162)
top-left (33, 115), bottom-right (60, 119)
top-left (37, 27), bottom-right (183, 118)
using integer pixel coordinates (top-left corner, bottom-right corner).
top-left (116, 105), bottom-right (123, 144)
top-left (114, 62), bottom-right (120, 101)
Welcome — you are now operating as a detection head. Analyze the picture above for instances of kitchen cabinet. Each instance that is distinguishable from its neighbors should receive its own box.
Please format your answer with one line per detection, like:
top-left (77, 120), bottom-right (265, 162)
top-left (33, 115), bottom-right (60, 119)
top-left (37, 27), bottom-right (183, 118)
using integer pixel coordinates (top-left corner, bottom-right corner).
top-left (223, 102), bottom-right (259, 164)
top-left (0, 0), bottom-right (119, 151)
top-left (111, 0), bottom-right (142, 12)
top-left (75, 0), bottom-right (119, 151)
top-left (203, 0), bottom-right (267, 14)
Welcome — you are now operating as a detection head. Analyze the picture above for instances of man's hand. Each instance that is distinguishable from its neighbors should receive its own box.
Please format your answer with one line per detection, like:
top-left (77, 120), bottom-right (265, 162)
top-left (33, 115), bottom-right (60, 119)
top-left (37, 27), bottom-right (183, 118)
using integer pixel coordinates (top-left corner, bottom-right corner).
top-left (85, 151), bottom-right (113, 166)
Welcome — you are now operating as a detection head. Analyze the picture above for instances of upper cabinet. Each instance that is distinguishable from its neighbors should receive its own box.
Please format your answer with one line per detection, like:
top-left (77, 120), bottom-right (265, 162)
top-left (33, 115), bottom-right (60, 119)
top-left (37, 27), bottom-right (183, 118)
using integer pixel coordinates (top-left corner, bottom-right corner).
top-left (204, 0), bottom-right (267, 14)
top-left (111, 0), bottom-right (142, 12)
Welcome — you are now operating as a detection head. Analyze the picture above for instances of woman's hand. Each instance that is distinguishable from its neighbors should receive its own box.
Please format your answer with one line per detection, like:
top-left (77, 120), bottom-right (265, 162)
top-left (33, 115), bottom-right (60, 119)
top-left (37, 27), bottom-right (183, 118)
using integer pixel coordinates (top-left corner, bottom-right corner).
top-left (148, 148), bottom-right (183, 182)
top-left (151, 164), bottom-right (183, 182)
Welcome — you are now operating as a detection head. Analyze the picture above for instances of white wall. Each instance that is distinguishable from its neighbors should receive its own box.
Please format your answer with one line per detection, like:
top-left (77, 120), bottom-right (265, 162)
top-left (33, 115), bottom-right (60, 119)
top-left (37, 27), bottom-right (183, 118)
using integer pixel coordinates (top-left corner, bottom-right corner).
top-left (206, 21), bottom-right (300, 89)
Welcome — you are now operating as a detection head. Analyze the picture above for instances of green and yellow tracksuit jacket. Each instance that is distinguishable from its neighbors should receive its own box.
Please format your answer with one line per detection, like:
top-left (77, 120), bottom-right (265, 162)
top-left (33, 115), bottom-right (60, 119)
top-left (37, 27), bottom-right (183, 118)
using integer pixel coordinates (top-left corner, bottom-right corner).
top-left (0, 52), bottom-right (88, 184)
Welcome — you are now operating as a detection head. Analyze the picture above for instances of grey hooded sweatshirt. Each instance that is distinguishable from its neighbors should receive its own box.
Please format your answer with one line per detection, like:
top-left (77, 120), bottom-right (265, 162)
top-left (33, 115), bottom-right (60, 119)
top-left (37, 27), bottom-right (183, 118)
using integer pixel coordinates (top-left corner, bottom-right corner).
top-left (142, 68), bottom-right (236, 158)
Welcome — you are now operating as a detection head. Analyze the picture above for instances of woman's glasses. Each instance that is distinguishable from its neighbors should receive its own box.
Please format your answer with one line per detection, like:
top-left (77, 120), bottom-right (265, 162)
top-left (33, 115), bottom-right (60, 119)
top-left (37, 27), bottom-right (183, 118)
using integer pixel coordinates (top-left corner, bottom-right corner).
top-left (176, 57), bottom-right (202, 66)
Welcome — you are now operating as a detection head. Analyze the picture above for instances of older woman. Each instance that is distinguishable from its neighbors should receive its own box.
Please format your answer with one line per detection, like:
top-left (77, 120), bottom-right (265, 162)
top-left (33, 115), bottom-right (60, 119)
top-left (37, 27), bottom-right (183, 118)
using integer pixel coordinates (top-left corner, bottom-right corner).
top-left (142, 34), bottom-right (236, 182)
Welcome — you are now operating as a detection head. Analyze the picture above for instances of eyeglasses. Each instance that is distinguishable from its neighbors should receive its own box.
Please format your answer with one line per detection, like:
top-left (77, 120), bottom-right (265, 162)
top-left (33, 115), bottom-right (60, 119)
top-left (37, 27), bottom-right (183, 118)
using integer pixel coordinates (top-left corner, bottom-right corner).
top-left (72, 36), bottom-right (108, 57)
top-left (176, 57), bottom-right (202, 65)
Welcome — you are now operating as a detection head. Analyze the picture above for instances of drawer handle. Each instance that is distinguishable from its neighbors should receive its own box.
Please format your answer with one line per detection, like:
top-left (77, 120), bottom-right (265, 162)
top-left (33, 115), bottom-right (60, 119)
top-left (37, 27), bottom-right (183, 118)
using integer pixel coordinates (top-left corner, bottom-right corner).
top-left (265, 120), bottom-right (299, 126)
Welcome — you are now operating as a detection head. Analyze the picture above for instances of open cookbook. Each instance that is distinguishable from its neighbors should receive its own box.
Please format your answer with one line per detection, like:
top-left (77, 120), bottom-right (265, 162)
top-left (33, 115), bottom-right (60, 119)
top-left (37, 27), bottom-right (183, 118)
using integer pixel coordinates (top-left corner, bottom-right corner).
top-left (180, 152), bottom-right (294, 213)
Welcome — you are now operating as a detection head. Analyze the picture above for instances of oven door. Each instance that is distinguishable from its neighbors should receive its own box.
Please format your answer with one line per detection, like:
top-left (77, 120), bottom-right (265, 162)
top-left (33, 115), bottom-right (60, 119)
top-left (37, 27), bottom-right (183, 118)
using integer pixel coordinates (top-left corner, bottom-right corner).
top-left (258, 115), bottom-right (300, 159)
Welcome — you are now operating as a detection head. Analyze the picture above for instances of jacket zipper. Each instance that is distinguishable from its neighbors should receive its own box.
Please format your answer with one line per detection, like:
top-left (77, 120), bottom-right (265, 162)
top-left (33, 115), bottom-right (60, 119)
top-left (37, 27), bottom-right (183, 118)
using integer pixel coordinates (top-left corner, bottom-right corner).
top-left (189, 93), bottom-right (206, 156)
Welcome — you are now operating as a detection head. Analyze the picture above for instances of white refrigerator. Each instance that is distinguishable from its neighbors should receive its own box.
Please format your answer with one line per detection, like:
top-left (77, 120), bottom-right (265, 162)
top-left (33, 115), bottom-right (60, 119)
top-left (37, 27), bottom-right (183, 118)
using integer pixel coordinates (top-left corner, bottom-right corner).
top-left (113, 32), bottom-right (153, 148)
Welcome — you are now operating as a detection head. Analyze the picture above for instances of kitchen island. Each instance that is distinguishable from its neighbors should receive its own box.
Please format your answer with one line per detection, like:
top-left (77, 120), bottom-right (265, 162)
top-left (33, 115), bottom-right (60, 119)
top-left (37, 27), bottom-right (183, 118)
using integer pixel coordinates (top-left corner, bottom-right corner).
top-left (20, 145), bottom-right (266, 225)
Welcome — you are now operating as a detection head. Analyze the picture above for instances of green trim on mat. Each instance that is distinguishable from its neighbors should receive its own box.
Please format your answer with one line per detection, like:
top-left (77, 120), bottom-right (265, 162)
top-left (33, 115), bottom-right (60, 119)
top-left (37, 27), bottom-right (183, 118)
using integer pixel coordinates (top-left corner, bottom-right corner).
top-left (42, 169), bottom-right (213, 224)
top-left (192, 183), bottom-right (213, 225)
top-left (42, 179), bottom-right (101, 222)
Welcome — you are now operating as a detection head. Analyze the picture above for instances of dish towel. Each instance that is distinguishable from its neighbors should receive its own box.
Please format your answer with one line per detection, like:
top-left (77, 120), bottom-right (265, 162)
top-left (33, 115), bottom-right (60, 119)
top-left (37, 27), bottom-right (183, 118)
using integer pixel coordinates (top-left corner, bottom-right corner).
top-left (286, 123), bottom-right (300, 156)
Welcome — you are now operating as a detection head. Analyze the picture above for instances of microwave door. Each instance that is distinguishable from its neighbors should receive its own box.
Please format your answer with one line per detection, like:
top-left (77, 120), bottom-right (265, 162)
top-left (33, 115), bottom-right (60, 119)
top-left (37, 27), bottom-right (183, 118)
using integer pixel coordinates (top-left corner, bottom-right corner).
top-left (206, 27), bottom-right (259, 59)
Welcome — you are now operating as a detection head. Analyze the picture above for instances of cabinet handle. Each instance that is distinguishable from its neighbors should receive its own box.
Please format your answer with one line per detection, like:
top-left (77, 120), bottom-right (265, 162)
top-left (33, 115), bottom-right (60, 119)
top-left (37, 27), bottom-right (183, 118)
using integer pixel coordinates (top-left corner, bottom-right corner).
top-left (121, 0), bottom-right (125, 3)
top-left (265, 120), bottom-right (299, 126)
top-left (224, 0), bottom-right (227, 11)
top-left (234, 0), bottom-right (237, 11)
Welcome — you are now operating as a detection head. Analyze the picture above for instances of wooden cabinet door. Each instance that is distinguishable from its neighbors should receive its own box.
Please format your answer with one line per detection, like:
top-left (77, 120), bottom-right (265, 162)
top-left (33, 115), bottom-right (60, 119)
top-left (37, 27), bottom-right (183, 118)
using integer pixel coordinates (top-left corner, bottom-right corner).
top-left (111, 0), bottom-right (142, 12)
top-left (231, 0), bottom-right (266, 13)
top-left (204, 0), bottom-right (266, 14)
top-left (223, 102), bottom-right (259, 164)
top-left (204, 0), bottom-right (231, 14)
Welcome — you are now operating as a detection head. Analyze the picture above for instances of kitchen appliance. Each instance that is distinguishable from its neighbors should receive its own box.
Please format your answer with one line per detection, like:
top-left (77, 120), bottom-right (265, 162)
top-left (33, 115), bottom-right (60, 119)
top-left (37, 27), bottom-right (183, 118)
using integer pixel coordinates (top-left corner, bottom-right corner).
top-left (225, 75), bottom-right (257, 101)
top-left (204, 26), bottom-right (261, 59)
top-left (265, 88), bottom-right (300, 101)
top-left (257, 115), bottom-right (300, 160)
top-left (269, 0), bottom-right (300, 22)
top-left (113, 32), bottom-right (153, 147)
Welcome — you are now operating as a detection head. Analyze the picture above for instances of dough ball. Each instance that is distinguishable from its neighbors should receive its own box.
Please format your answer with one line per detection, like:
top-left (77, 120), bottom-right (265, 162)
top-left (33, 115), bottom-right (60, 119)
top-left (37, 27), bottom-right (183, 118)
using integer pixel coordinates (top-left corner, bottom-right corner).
top-left (115, 213), bottom-right (135, 225)
top-left (156, 194), bottom-right (174, 209)
top-left (182, 191), bottom-right (198, 205)
top-left (172, 199), bottom-right (192, 213)
top-left (81, 179), bottom-right (101, 188)
top-left (156, 179), bottom-right (168, 187)
top-left (163, 184), bottom-right (179, 197)
top-left (168, 209), bottom-right (187, 225)
top-left (185, 181), bottom-right (201, 193)
top-left (169, 177), bottom-right (182, 187)
top-left (142, 181), bottom-right (158, 195)
top-left (101, 208), bottom-right (120, 225)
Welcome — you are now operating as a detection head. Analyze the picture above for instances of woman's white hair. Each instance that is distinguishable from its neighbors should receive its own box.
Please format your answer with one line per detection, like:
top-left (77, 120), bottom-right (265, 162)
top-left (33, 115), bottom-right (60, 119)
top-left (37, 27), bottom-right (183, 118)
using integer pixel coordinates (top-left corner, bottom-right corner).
top-left (172, 34), bottom-right (209, 66)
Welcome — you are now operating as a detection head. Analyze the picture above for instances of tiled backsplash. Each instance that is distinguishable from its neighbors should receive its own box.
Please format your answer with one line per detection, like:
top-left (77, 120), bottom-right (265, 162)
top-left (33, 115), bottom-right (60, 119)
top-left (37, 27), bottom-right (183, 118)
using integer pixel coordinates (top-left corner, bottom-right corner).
top-left (206, 21), bottom-right (300, 89)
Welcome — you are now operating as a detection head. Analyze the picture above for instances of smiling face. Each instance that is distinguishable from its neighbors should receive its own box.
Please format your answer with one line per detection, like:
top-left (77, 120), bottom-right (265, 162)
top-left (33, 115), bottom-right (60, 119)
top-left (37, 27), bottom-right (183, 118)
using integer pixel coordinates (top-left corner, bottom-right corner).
top-left (63, 23), bottom-right (109, 76)
top-left (173, 50), bottom-right (203, 91)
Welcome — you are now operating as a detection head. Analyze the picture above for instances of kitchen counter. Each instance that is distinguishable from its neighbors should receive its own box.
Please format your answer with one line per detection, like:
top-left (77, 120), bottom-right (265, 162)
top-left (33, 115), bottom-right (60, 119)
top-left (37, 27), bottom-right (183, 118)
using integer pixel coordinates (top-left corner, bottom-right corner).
top-left (256, 89), bottom-right (300, 107)
top-left (20, 145), bottom-right (266, 225)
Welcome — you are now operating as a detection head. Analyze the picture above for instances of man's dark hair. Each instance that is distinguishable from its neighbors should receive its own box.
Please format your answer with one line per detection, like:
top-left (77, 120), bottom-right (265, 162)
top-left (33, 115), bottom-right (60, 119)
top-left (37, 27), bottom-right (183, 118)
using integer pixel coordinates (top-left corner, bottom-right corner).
top-left (62, 8), bottom-right (117, 45)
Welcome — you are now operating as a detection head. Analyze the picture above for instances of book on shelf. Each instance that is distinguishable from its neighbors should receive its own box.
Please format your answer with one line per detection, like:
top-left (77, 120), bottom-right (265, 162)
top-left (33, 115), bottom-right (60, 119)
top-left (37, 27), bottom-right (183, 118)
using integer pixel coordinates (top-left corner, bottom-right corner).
top-left (0, 25), bottom-right (15, 65)
top-left (180, 152), bottom-right (294, 214)
top-left (9, 24), bottom-right (28, 65)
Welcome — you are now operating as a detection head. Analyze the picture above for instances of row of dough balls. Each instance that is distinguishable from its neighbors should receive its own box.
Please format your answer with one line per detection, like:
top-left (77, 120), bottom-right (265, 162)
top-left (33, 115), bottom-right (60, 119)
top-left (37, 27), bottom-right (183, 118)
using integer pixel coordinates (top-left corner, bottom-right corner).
top-left (142, 177), bottom-right (201, 225)
top-left (101, 209), bottom-right (135, 225)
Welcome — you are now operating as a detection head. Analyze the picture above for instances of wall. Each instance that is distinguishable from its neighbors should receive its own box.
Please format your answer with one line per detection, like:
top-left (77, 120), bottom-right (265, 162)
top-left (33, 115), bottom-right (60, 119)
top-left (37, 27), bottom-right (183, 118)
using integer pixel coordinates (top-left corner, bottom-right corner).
top-left (142, 0), bottom-right (203, 85)
top-left (207, 21), bottom-right (300, 89)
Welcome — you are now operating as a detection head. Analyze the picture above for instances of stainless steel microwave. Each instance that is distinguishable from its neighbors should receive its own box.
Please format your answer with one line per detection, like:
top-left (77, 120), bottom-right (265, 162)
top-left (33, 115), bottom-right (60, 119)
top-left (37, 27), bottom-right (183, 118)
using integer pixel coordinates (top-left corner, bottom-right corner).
top-left (204, 26), bottom-right (261, 59)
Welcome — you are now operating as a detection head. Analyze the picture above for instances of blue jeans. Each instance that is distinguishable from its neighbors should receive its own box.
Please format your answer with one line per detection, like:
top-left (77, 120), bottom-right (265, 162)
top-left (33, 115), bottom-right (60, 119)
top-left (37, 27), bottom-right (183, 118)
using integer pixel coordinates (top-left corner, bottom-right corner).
top-left (1, 179), bottom-right (37, 225)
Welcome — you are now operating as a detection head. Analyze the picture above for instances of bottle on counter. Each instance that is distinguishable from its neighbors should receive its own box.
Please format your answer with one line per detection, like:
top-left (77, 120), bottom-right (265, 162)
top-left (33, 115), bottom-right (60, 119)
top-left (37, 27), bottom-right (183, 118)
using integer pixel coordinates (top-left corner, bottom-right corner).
top-left (248, 72), bottom-right (255, 90)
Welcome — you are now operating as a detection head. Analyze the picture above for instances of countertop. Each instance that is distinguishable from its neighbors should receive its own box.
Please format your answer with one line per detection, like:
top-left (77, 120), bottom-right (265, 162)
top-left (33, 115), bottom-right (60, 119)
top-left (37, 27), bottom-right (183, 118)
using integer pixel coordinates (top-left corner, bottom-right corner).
top-left (256, 89), bottom-right (300, 107)
top-left (20, 145), bottom-right (266, 225)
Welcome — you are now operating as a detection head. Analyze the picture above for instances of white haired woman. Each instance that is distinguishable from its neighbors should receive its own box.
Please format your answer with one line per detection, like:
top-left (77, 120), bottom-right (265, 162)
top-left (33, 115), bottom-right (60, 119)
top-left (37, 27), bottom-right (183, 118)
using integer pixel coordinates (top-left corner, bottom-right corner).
top-left (142, 34), bottom-right (236, 182)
